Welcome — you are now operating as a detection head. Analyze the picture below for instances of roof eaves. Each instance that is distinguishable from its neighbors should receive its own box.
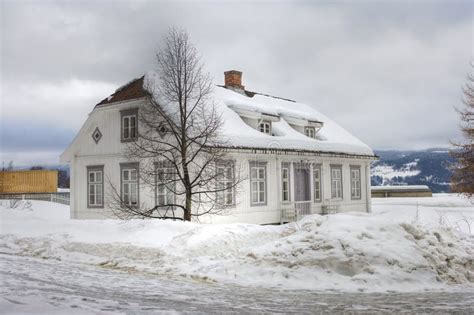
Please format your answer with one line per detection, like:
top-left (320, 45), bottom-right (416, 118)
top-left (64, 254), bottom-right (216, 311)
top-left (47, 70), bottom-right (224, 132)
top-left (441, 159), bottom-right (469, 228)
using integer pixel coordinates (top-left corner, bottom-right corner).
top-left (211, 144), bottom-right (377, 160)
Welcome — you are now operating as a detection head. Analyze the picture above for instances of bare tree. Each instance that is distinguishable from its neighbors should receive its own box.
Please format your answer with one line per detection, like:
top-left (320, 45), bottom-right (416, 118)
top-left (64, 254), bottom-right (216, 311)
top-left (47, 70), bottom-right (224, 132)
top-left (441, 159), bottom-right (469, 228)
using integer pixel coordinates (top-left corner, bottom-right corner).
top-left (30, 165), bottom-right (45, 170)
top-left (109, 28), bottom-right (240, 221)
top-left (451, 64), bottom-right (474, 198)
top-left (57, 168), bottom-right (70, 188)
top-left (1, 161), bottom-right (14, 171)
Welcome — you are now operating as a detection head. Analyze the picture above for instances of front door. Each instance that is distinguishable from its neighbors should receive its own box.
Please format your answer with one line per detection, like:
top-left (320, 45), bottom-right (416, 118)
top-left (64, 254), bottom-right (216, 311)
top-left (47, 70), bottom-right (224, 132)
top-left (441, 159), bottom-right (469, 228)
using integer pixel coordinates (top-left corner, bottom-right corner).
top-left (294, 167), bottom-right (311, 201)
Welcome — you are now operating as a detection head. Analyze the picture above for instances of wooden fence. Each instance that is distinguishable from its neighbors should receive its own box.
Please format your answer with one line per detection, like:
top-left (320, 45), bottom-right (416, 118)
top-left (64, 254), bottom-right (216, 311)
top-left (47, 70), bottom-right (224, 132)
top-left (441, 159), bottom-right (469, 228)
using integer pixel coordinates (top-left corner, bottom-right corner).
top-left (0, 170), bottom-right (58, 193)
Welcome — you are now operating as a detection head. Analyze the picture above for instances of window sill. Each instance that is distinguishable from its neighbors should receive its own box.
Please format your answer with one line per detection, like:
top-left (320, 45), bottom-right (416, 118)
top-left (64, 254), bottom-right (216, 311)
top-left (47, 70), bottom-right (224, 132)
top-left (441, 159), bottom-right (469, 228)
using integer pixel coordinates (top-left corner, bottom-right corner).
top-left (87, 205), bottom-right (104, 209)
top-left (216, 204), bottom-right (236, 209)
top-left (155, 205), bottom-right (176, 209)
top-left (121, 204), bottom-right (139, 209)
top-left (250, 202), bottom-right (267, 207)
top-left (121, 138), bottom-right (137, 143)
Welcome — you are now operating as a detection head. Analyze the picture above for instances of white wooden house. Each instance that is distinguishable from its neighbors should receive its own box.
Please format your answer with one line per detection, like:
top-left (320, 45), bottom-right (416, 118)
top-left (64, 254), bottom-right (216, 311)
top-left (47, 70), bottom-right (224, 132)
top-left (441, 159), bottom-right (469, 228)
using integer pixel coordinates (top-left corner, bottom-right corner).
top-left (60, 70), bottom-right (376, 224)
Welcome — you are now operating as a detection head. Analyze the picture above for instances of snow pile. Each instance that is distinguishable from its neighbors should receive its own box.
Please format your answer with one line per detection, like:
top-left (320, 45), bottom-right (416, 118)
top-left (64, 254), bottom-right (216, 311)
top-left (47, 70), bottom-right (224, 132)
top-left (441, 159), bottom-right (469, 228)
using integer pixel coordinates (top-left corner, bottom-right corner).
top-left (1, 196), bottom-right (473, 293)
top-left (373, 194), bottom-right (474, 235)
top-left (143, 71), bottom-right (374, 157)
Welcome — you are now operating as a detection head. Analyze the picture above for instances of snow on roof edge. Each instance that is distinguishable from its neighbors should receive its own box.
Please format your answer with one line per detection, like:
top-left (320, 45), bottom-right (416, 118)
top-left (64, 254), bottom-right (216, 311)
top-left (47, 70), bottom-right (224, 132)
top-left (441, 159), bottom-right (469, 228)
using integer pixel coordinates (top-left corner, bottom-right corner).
top-left (371, 185), bottom-right (432, 191)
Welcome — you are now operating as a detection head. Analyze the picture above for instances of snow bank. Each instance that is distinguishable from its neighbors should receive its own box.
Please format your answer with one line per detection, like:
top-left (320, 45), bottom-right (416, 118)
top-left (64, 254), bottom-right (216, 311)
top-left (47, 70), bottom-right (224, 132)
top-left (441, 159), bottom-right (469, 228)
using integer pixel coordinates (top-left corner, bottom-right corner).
top-left (373, 193), bottom-right (473, 208)
top-left (1, 196), bottom-right (473, 293)
top-left (372, 194), bottom-right (474, 235)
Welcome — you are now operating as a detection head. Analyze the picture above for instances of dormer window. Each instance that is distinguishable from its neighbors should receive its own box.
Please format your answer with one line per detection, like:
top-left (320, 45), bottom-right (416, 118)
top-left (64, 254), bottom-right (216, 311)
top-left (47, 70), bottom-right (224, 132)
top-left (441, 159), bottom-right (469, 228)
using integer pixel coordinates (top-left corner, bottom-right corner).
top-left (305, 126), bottom-right (315, 138)
top-left (259, 121), bottom-right (271, 135)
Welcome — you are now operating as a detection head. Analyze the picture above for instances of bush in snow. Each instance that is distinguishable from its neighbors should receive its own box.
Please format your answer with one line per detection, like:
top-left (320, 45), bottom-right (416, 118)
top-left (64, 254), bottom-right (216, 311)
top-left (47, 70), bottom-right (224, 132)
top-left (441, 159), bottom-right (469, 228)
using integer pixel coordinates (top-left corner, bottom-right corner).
top-left (1, 199), bottom-right (32, 211)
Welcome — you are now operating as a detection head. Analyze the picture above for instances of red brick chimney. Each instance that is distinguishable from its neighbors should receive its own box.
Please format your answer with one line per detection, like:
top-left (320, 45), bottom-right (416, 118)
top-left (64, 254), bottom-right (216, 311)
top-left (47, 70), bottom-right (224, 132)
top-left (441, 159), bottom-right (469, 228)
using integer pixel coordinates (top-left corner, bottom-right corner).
top-left (224, 70), bottom-right (244, 90)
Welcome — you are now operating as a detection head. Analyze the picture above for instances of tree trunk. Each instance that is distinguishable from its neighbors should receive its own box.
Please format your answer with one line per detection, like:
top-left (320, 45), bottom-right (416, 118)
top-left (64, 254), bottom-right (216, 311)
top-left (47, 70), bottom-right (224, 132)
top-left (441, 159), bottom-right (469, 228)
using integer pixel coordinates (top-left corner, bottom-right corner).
top-left (182, 157), bottom-right (192, 221)
top-left (184, 189), bottom-right (192, 221)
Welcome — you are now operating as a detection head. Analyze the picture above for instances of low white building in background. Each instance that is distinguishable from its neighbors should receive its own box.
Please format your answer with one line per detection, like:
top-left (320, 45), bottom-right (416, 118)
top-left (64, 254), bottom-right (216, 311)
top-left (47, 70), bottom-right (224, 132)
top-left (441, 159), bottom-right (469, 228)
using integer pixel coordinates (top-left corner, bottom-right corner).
top-left (60, 70), bottom-right (376, 224)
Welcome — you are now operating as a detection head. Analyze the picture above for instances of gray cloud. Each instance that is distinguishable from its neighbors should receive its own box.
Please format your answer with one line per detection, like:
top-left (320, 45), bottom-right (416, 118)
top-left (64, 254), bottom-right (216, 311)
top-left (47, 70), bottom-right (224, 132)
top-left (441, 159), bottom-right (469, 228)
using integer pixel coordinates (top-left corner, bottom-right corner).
top-left (1, 0), bottom-right (472, 165)
top-left (1, 120), bottom-right (74, 151)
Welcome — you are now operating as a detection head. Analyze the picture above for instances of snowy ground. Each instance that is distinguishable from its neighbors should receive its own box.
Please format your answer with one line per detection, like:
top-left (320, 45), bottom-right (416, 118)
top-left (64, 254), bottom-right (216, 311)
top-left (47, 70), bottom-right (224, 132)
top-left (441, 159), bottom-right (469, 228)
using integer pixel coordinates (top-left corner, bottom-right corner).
top-left (2, 254), bottom-right (473, 314)
top-left (0, 194), bottom-right (473, 313)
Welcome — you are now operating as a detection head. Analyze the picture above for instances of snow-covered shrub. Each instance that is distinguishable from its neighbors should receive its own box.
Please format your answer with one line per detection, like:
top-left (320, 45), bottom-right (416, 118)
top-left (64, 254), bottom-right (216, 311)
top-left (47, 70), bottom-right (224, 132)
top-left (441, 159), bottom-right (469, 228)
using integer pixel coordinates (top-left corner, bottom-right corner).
top-left (1, 199), bottom-right (32, 211)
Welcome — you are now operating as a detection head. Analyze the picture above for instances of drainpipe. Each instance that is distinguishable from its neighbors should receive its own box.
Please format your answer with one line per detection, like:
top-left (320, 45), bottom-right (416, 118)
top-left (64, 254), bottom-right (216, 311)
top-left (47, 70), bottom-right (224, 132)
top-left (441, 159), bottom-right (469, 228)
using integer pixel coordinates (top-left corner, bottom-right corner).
top-left (71, 155), bottom-right (76, 219)
top-left (276, 155), bottom-right (282, 224)
top-left (365, 162), bottom-right (371, 213)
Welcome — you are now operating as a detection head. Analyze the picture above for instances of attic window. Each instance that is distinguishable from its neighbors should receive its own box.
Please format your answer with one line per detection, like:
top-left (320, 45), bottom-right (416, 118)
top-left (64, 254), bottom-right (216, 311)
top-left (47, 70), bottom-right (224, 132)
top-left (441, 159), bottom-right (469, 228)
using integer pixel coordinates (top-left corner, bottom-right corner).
top-left (305, 126), bottom-right (316, 139)
top-left (259, 121), bottom-right (271, 135)
top-left (120, 108), bottom-right (138, 142)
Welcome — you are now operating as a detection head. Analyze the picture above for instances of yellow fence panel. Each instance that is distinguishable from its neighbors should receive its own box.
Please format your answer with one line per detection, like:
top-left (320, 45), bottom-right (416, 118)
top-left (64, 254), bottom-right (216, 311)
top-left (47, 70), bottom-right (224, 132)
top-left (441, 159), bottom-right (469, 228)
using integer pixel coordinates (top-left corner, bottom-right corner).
top-left (0, 170), bottom-right (58, 193)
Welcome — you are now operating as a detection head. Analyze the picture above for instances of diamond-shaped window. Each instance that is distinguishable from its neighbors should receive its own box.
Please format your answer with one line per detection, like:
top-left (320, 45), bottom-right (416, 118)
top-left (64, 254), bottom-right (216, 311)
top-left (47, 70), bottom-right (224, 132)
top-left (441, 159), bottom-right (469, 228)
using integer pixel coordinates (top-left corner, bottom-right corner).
top-left (92, 127), bottom-right (102, 144)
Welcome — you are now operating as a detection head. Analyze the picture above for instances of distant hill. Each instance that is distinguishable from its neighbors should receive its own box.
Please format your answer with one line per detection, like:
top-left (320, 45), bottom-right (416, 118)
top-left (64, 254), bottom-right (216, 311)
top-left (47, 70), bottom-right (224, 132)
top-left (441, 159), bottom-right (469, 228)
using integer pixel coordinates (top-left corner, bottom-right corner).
top-left (371, 148), bottom-right (453, 193)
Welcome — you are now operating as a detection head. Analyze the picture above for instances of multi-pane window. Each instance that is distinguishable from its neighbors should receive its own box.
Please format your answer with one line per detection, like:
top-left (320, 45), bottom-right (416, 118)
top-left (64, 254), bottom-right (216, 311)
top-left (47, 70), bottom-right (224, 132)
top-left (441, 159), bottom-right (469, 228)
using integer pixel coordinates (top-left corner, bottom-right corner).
top-left (87, 166), bottom-right (103, 208)
top-left (351, 166), bottom-right (361, 200)
top-left (121, 108), bottom-right (138, 142)
top-left (216, 161), bottom-right (235, 206)
top-left (259, 122), bottom-right (271, 135)
top-left (281, 163), bottom-right (290, 202)
top-left (250, 162), bottom-right (266, 205)
top-left (305, 127), bottom-right (316, 138)
top-left (122, 115), bottom-right (137, 140)
top-left (331, 165), bottom-right (343, 200)
top-left (313, 164), bottom-right (322, 202)
top-left (121, 164), bottom-right (139, 207)
top-left (156, 162), bottom-right (175, 207)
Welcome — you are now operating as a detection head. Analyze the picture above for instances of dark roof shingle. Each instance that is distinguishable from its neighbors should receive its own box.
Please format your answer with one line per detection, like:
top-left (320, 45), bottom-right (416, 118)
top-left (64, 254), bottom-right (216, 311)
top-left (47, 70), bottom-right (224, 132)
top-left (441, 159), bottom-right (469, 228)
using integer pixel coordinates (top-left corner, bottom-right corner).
top-left (96, 76), bottom-right (147, 107)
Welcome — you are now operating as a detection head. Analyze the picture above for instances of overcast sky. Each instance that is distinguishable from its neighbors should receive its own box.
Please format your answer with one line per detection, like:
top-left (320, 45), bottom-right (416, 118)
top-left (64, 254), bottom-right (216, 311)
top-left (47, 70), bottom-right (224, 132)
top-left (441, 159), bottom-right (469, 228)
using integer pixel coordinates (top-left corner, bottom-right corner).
top-left (1, 0), bottom-right (472, 166)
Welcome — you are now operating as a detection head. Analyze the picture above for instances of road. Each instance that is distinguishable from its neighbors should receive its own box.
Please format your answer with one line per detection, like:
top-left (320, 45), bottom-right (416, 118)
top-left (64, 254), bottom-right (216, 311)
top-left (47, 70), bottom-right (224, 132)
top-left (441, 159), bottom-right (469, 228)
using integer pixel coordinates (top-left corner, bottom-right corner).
top-left (1, 254), bottom-right (473, 314)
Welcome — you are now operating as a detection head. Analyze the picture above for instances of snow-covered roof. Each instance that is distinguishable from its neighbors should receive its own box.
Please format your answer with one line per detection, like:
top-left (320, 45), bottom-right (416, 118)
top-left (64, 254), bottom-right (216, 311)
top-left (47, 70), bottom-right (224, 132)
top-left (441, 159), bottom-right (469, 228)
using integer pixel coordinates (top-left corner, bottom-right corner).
top-left (94, 72), bottom-right (375, 158)
top-left (209, 85), bottom-right (374, 157)
top-left (371, 185), bottom-right (432, 192)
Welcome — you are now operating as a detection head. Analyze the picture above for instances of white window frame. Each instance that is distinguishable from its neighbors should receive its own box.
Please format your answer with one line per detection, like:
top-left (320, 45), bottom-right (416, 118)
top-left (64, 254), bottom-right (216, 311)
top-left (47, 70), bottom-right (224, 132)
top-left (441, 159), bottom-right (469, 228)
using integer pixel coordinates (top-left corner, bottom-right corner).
top-left (350, 166), bottom-right (361, 200)
top-left (250, 161), bottom-right (267, 206)
top-left (305, 126), bottom-right (316, 138)
top-left (281, 162), bottom-right (290, 203)
top-left (120, 108), bottom-right (138, 142)
top-left (121, 163), bottom-right (139, 207)
top-left (87, 166), bottom-right (103, 208)
top-left (122, 115), bottom-right (137, 140)
top-left (156, 162), bottom-right (175, 207)
top-left (216, 161), bottom-right (235, 207)
top-left (259, 121), bottom-right (271, 135)
top-left (313, 164), bottom-right (322, 202)
top-left (330, 165), bottom-right (343, 200)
